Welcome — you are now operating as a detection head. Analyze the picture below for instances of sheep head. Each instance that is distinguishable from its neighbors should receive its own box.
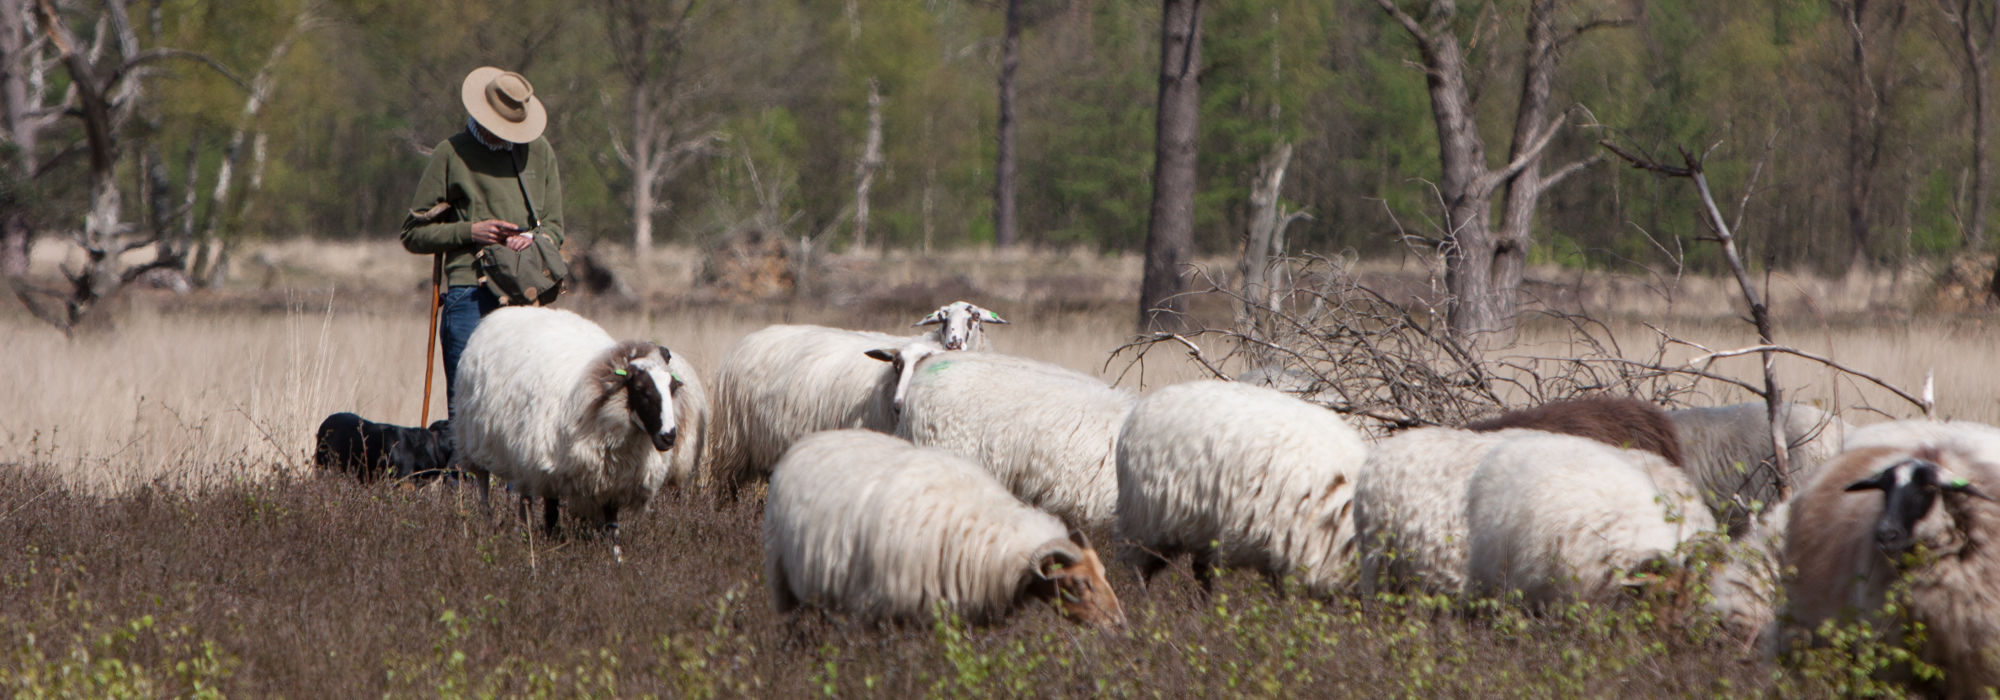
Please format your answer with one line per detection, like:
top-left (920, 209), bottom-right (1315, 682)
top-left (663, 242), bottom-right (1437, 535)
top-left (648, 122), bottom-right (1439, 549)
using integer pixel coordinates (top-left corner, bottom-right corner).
top-left (599, 342), bottom-right (683, 452)
top-left (914, 301), bottom-right (1008, 351)
top-left (1844, 452), bottom-right (1993, 555)
top-left (1026, 530), bottom-right (1126, 629)
top-left (864, 338), bottom-right (947, 417)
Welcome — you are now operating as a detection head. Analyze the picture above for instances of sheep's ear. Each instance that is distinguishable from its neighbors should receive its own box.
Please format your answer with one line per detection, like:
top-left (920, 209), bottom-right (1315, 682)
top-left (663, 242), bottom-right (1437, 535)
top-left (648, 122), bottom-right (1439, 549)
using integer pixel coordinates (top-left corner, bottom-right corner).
top-left (914, 308), bottom-right (946, 327)
top-left (1945, 476), bottom-right (1996, 502)
top-left (865, 348), bottom-right (897, 363)
top-left (1843, 469), bottom-right (1897, 493)
top-left (656, 344), bottom-right (673, 364)
top-left (976, 306), bottom-right (1009, 325)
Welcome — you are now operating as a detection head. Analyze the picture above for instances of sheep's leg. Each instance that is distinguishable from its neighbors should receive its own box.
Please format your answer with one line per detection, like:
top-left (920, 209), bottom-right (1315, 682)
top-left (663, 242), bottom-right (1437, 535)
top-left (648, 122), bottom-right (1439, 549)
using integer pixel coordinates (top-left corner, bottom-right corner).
top-left (1261, 569), bottom-right (1288, 597)
top-left (1191, 550), bottom-right (1219, 596)
top-left (473, 468), bottom-right (491, 517)
top-left (604, 504), bottom-right (623, 564)
top-left (1131, 550), bottom-right (1172, 595)
top-left (543, 498), bottom-right (561, 537)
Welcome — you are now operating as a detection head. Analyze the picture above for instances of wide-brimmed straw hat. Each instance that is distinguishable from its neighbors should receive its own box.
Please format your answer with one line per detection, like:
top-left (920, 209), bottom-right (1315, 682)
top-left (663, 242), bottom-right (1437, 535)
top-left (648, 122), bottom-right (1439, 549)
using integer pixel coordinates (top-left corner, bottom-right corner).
top-left (460, 66), bottom-right (547, 144)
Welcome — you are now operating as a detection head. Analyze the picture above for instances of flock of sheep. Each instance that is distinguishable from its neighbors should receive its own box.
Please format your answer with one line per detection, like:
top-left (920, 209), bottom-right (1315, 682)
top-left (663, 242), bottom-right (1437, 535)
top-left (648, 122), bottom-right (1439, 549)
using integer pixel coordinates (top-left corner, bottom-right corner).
top-left (391, 300), bottom-right (1997, 694)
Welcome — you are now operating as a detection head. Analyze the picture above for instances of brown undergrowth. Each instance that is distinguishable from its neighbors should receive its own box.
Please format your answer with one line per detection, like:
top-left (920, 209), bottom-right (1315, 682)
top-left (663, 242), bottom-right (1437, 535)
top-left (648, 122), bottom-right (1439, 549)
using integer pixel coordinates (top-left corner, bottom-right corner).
top-left (1, 463), bottom-right (1880, 698)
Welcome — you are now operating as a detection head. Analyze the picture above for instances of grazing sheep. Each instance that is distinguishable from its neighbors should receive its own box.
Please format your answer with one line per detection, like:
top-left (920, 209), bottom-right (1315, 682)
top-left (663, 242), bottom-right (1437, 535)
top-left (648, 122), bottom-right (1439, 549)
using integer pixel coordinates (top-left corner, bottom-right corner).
top-left (895, 351), bottom-right (1134, 528)
top-left (1354, 426), bottom-right (1545, 595)
top-left (1116, 380), bottom-right (1368, 595)
top-left (312, 412), bottom-right (454, 484)
top-left (1465, 432), bottom-right (1716, 607)
top-left (1464, 396), bottom-right (1684, 468)
top-left (915, 300), bottom-right (1008, 351)
top-left (453, 307), bottom-right (705, 561)
top-left (763, 430), bottom-right (1125, 627)
top-left (1669, 402), bottom-right (1849, 536)
top-left (1782, 420), bottom-right (2000, 696)
top-left (1708, 501), bottom-right (1788, 647)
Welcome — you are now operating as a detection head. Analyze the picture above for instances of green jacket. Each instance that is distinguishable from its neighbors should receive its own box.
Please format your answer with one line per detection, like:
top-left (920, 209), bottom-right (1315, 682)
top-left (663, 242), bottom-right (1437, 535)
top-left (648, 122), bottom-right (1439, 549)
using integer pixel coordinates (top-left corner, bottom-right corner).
top-left (401, 131), bottom-right (565, 287)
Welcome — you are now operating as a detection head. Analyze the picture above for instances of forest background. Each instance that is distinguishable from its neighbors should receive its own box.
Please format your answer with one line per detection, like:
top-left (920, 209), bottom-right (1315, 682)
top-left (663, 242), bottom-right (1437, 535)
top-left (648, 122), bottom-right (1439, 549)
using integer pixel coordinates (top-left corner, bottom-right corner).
top-left (1, 0), bottom-right (1992, 323)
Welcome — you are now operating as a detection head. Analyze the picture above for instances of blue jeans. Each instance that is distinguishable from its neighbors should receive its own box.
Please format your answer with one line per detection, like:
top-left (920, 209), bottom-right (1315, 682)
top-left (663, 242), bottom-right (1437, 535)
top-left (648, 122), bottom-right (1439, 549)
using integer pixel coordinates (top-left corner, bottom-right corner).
top-left (440, 285), bottom-right (501, 424)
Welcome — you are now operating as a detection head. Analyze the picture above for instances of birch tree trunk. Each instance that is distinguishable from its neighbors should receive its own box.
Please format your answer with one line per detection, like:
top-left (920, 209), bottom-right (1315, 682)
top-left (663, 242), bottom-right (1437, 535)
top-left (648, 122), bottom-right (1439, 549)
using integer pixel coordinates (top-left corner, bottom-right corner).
top-left (853, 79), bottom-right (883, 251)
top-left (1, 0), bottom-right (38, 279)
top-left (1237, 141), bottom-right (1290, 334)
top-left (630, 88), bottom-right (657, 252)
top-left (192, 8), bottom-right (305, 286)
top-left (603, 0), bottom-right (723, 254)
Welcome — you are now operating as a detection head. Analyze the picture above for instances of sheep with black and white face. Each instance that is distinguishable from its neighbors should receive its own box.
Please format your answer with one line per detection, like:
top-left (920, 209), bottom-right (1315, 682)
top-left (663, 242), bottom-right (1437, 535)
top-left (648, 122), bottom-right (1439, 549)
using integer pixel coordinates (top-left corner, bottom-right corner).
top-left (453, 307), bottom-right (706, 562)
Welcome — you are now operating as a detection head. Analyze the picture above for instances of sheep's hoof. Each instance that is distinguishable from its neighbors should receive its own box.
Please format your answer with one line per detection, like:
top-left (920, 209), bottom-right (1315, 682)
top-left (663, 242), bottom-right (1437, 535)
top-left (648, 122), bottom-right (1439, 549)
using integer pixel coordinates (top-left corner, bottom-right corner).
top-left (612, 543), bottom-right (625, 564)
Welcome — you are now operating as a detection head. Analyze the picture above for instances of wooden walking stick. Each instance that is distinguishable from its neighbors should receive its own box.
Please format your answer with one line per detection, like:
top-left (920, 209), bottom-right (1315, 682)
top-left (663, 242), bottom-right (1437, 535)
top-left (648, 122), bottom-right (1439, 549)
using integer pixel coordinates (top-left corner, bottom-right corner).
top-left (412, 200), bottom-right (453, 426)
top-left (420, 252), bottom-right (442, 425)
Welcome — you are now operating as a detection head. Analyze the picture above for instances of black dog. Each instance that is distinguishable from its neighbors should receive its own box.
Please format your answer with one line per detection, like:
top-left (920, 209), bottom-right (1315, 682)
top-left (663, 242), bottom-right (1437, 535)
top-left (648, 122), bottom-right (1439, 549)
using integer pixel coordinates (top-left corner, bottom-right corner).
top-left (313, 412), bottom-right (455, 484)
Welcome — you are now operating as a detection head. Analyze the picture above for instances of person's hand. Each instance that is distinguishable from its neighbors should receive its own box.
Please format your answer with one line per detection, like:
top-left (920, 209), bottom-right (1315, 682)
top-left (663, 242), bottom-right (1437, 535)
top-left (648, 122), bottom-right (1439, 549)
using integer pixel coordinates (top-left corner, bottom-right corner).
top-left (470, 219), bottom-right (519, 245)
top-left (504, 233), bottom-right (534, 252)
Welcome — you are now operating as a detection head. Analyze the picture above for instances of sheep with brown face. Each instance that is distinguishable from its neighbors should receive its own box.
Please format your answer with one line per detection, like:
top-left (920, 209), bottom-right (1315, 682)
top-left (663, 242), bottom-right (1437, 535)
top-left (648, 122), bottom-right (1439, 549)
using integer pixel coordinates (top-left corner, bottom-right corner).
top-left (763, 430), bottom-right (1124, 628)
top-left (1464, 396), bottom-right (1685, 468)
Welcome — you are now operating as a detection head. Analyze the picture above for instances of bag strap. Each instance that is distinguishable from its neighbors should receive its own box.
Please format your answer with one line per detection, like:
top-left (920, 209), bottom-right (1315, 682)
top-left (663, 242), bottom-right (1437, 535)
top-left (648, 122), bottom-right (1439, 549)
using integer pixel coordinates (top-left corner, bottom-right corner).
top-left (509, 146), bottom-right (540, 231)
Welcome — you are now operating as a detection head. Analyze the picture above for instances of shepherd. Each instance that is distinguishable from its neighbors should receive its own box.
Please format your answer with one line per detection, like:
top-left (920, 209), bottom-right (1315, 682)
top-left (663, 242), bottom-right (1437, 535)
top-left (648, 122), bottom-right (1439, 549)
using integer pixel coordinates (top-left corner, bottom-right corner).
top-left (401, 66), bottom-right (568, 425)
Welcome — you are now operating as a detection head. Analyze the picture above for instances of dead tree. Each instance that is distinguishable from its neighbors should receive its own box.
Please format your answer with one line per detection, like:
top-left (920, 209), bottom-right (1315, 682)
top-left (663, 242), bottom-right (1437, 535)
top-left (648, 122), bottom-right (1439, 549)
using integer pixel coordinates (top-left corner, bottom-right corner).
top-left (11, 0), bottom-right (244, 335)
top-left (1236, 141), bottom-right (1309, 353)
top-left (1372, 0), bottom-right (1618, 340)
top-left (1137, 0), bottom-right (1202, 333)
top-left (602, 0), bottom-right (724, 253)
top-left (1602, 140), bottom-right (1802, 489)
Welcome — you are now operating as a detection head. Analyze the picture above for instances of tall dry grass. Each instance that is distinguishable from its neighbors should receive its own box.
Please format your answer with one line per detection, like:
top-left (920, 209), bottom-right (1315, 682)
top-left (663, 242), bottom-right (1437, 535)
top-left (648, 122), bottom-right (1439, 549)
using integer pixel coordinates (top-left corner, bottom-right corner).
top-left (0, 240), bottom-right (1986, 695)
top-left (2, 240), bottom-right (1988, 492)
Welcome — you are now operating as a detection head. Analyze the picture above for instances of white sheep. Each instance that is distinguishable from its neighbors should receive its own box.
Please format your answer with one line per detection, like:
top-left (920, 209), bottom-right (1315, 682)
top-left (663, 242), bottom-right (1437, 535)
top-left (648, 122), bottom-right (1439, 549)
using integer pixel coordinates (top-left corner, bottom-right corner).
top-left (453, 307), bottom-right (706, 561)
top-left (706, 325), bottom-right (908, 493)
top-left (1353, 426), bottom-right (1546, 595)
top-left (1465, 432), bottom-right (1716, 606)
top-left (763, 429), bottom-right (1125, 627)
top-left (895, 350), bottom-right (1134, 528)
top-left (1115, 380), bottom-right (1368, 595)
top-left (1782, 420), bottom-right (2000, 695)
top-left (1668, 402), bottom-right (1850, 535)
top-left (703, 302), bottom-right (1002, 494)
top-left (914, 300), bottom-right (1008, 351)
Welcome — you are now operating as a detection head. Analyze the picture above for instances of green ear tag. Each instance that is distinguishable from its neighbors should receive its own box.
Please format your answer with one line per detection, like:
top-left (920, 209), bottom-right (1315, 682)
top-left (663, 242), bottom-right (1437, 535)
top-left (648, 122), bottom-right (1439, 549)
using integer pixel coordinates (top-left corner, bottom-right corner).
top-left (614, 368), bottom-right (628, 377)
top-left (1951, 478), bottom-right (1972, 488)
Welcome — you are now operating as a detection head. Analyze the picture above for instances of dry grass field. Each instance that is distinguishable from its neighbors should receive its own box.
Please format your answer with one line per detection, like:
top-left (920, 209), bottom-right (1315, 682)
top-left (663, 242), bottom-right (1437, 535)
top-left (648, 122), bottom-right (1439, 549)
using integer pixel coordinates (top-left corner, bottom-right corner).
top-left (0, 240), bottom-right (1988, 695)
